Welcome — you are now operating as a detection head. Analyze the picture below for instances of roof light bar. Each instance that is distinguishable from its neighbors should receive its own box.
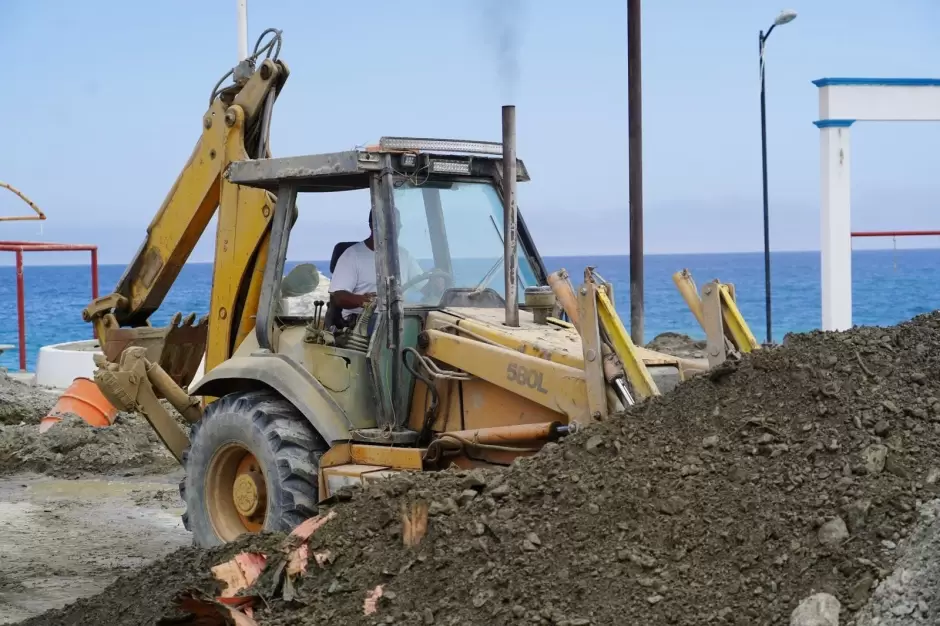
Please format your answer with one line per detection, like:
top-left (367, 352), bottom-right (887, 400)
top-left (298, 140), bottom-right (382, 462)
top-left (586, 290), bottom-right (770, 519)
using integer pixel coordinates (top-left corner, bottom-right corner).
top-left (379, 137), bottom-right (503, 156)
top-left (429, 159), bottom-right (472, 175)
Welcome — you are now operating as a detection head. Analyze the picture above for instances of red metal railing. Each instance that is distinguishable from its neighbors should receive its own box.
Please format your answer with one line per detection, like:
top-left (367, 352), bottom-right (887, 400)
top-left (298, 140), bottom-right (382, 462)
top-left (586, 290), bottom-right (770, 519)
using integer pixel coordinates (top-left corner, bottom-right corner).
top-left (852, 230), bottom-right (940, 238)
top-left (0, 241), bottom-right (98, 371)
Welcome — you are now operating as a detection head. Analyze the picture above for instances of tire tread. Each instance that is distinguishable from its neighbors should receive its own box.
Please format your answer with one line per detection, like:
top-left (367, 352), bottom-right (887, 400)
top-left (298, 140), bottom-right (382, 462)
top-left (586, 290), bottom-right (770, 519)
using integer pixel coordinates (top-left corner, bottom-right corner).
top-left (179, 390), bottom-right (327, 544)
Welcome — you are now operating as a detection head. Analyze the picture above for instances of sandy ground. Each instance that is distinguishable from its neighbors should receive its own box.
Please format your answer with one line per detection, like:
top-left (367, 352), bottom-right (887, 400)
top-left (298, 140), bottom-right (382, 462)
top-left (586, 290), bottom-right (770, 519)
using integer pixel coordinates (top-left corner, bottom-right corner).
top-left (0, 470), bottom-right (191, 624)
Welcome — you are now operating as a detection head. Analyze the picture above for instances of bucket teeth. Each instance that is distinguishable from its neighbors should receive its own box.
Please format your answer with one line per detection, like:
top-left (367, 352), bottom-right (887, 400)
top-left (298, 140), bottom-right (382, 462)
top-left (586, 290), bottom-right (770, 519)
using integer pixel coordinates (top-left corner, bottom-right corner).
top-left (170, 312), bottom-right (182, 327)
top-left (182, 312), bottom-right (196, 327)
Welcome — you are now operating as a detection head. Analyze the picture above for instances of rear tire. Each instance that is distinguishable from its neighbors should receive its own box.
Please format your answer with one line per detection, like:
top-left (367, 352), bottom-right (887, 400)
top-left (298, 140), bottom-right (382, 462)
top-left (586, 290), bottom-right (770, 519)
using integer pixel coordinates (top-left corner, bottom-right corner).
top-left (179, 390), bottom-right (326, 548)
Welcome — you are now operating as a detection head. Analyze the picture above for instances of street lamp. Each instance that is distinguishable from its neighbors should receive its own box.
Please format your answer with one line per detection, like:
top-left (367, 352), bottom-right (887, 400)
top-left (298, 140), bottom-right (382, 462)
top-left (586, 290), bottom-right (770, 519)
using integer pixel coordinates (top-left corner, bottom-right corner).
top-left (759, 9), bottom-right (797, 345)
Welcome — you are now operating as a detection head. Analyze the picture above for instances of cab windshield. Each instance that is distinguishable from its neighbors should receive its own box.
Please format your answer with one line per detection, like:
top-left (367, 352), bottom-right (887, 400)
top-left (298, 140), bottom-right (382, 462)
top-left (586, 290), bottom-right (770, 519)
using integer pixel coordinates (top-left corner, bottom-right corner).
top-left (391, 179), bottom-right (538, 306)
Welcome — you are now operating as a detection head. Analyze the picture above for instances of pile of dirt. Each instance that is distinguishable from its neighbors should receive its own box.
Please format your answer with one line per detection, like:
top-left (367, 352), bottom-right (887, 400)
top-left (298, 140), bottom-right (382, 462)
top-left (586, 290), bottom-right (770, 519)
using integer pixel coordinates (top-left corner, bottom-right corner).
top-left (14, 533), bottom-right (284, 626)
top-left (0, 374), bottom-right (182, 477)
top-left (0, 374), bottom-right (55, 425)
top-left (22, 312), bottom-right (940, 625)
top-left (251, 312), bottom-right (940, 625)
top-left (0, 412), bottom-right (181, 477)
top-left (646, 331), bottom-right (707, 359)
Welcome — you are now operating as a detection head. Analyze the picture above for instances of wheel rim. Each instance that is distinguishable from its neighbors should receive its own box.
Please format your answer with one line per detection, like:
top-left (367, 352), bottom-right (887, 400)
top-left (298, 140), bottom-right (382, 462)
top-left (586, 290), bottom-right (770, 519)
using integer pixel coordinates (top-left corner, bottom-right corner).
top-left (206, 443), bottom-right (268, 541)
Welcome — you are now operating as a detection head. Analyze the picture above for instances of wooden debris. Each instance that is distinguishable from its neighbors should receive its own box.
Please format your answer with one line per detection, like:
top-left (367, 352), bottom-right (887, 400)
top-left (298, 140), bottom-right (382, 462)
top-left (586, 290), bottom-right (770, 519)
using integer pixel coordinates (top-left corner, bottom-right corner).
top-left (402, 500), bottom-right (429, 548)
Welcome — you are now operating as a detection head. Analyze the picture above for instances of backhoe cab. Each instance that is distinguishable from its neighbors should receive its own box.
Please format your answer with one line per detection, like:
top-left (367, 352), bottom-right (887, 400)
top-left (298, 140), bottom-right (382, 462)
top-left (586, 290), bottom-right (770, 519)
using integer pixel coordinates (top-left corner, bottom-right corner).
top-left (87, 33), bottom-right (709, 547)
top-left (180, 133), bottom-right (702, 545)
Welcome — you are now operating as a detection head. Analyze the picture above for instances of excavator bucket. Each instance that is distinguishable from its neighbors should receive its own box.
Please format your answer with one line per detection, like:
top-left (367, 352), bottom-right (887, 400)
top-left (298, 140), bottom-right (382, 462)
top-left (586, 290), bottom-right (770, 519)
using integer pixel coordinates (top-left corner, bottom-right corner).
top-left (99, 312), bottom-right (208, 389)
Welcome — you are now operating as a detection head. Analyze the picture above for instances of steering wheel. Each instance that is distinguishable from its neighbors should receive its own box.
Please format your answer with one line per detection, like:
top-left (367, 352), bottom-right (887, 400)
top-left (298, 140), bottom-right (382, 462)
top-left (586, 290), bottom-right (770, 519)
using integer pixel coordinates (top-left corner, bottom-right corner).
top-left (400, 268), bottom-right (452, 299)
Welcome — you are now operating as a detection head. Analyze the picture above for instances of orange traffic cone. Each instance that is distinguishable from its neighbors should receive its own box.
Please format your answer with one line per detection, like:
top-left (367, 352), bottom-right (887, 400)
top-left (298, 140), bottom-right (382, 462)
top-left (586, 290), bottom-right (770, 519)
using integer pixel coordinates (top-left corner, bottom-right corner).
top-left (40, 377), bottom-right (118, 433)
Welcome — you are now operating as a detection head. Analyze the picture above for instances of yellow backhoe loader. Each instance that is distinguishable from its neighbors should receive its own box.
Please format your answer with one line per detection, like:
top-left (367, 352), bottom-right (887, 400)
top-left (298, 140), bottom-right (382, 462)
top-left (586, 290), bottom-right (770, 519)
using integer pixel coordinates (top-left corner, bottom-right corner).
top-left (84, 30), bottom-right (712, 547)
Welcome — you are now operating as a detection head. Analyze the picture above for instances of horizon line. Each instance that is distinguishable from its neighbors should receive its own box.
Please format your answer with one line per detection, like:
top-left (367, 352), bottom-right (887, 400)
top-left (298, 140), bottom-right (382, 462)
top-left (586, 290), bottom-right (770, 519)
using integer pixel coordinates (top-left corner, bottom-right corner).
top-left (0, 246), bottom-right (935, 267)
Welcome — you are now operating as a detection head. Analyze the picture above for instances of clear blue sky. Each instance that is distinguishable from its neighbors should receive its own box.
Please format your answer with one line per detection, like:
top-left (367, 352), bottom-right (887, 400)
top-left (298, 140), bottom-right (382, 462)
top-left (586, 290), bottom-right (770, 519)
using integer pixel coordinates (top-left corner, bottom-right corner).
top-left (2, 0), bottom-right (940, 265)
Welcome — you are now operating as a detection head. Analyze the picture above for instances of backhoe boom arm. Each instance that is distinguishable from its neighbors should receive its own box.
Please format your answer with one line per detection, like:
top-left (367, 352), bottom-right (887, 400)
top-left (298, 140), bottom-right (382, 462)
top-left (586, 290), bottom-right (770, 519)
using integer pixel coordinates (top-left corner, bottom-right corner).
top-left (83, 55), bottom-right (290, 383)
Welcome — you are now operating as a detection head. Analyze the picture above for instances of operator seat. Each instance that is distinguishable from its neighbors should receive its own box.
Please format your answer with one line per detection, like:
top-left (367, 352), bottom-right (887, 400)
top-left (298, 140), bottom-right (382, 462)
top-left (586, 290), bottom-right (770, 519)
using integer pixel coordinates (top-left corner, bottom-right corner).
top-left (324, 241), bottom-right (360, 330)
top-left (330, 241), bottom-right (358, 274)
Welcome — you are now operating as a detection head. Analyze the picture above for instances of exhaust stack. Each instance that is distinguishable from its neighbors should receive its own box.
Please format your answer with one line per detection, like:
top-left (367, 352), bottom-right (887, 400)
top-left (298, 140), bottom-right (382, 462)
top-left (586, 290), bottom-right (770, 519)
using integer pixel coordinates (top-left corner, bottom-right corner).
top-left (236, 0), bottom-right (248, 62)
top-left (502, 105), bottom-right (519, 327)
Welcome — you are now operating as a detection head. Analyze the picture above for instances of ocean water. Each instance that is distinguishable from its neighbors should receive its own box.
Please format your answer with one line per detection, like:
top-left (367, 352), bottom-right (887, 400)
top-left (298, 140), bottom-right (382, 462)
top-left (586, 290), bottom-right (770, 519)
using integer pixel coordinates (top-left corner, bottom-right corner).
top-left (2, 249), bottom-right (939, 371)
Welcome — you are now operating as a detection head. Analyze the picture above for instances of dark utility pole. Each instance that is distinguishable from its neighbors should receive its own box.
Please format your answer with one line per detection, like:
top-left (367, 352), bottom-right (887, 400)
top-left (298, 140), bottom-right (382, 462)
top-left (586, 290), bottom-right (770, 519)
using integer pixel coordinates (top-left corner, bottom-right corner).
top-left (628, 0), bottom-right (644, 345)
top-left (759, 29), bottom-right (772, 346)
top-left (758, 9), bottom-right (797, 345)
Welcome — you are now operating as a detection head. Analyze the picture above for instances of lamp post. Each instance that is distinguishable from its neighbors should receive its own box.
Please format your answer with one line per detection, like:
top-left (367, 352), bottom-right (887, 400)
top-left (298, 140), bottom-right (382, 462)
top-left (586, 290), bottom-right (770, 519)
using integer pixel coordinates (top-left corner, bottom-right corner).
top-left (759, 9), bottom-right (797, 345)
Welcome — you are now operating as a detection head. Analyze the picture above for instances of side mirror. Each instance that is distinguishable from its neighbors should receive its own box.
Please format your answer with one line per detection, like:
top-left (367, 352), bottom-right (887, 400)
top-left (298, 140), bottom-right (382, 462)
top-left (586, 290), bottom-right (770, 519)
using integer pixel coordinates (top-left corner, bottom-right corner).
top-left (278, 263), bottom-right (332, 318)
top-left (280, 263), bottom-right (321, 297)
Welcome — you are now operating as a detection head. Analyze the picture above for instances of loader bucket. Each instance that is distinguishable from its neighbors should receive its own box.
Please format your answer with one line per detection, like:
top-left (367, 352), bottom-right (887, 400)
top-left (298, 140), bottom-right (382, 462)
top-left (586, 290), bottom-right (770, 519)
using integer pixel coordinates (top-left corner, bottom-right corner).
top-left (100, 313), bottom-right (208, 389)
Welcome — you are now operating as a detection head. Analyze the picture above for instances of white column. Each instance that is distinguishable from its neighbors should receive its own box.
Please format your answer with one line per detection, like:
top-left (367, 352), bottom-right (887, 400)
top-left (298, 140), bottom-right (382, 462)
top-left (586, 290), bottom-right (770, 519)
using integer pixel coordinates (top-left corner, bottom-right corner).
top-left (817, 121), bottom-right (853, 331)
top-left (236, 0), bottom-right (249, 62)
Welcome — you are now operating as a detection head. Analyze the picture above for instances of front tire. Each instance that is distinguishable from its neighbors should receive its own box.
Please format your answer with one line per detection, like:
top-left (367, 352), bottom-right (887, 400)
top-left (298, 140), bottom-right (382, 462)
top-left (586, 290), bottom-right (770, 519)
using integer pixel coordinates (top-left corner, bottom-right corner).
top-left (180, 390), bottom-right (326, 548)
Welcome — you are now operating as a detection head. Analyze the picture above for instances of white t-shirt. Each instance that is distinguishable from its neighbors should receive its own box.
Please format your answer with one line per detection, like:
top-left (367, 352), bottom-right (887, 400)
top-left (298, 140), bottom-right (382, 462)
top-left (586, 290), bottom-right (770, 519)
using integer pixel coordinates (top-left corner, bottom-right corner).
top-left (329, 242), bottom-right (423, 318)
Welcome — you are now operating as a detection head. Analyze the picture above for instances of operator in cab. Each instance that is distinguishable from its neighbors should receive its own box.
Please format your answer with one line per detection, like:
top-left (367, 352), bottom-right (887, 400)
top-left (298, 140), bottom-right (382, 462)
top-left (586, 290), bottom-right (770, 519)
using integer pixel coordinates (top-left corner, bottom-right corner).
top-left (328, 209), bottom-right (425, 323)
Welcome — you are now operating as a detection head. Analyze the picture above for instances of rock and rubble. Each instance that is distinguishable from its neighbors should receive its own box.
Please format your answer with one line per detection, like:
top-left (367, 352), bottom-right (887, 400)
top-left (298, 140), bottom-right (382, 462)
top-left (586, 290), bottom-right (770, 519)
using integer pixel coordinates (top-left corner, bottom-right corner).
top-left (791, 593), bottom-right (841, 626)
top-left (853, 500), bottom-right (940, 625)
top-left (19, 311), bottom-right (940, 625)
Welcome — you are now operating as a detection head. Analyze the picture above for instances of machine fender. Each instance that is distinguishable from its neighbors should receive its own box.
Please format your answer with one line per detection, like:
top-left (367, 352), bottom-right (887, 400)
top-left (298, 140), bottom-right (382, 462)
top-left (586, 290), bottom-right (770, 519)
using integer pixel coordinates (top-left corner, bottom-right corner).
top-left (189, 353), bottom-right (352, 445)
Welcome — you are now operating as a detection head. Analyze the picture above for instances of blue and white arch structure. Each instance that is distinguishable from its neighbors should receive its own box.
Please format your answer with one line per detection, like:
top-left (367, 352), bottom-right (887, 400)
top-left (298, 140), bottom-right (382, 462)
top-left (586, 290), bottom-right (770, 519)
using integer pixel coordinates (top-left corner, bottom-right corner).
top-left (813, 77), bottom-right (940, 331)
